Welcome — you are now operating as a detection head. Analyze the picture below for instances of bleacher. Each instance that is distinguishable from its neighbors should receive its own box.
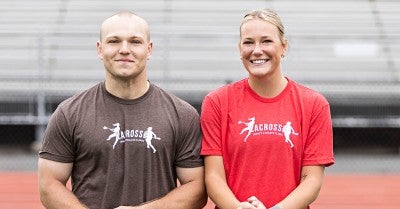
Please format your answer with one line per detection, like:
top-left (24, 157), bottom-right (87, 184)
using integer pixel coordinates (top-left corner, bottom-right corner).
top-left (0, 0), bottom-right (399, 136)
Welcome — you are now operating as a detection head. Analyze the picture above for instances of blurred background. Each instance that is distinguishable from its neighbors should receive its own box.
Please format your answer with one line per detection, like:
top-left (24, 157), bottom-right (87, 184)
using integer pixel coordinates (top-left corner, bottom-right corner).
top-left (0, 0), bottom-right (399, 208)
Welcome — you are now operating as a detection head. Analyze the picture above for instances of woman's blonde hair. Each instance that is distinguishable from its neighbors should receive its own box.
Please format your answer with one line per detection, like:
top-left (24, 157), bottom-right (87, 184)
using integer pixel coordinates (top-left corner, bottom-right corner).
top-left (240, 9), bottom-right (287, 43)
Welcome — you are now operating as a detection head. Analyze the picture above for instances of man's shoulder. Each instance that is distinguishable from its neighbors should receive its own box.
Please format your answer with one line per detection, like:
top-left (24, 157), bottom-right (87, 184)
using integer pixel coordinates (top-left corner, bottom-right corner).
top-left (58, 82), bottom-right (102, 109)
top-left (151, 83), bottom-right (198, 112)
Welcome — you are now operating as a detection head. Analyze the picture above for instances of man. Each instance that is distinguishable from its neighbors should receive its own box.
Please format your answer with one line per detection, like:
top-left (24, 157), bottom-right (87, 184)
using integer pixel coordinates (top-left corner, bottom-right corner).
top-left (38, 11), bottom-right (207, 209)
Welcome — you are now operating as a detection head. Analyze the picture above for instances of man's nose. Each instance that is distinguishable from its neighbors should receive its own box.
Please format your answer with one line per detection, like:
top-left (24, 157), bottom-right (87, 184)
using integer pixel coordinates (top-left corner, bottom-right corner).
top-left (119, 41), bottom-right (130, 53)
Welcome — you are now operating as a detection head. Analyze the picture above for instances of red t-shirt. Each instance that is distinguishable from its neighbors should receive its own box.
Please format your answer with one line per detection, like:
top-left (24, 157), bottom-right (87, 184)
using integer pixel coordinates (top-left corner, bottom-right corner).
top-left (201, 78), bottom-right (334, 208)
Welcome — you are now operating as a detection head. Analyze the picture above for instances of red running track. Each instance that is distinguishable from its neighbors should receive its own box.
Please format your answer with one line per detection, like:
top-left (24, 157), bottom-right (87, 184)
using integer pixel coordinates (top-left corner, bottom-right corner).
top-left (1, 172), bottom-right (399, 209)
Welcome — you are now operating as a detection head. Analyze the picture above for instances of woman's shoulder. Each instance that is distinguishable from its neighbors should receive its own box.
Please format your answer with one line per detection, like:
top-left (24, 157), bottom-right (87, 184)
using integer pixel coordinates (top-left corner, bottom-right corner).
top-left (206, 79), bottom-right (246, 98)
top-left (289, 79), bottom-right (329, 105)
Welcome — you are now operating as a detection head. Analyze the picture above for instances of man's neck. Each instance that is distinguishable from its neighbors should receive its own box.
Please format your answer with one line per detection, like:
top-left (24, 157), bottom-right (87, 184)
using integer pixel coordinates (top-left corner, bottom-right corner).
top-left (105, 78), bottom-right (150, 100)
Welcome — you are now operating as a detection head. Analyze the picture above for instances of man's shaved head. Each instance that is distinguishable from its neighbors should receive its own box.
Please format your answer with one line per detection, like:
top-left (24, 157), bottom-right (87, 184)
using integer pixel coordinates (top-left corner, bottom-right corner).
top-left (99, 11), bottom-right (150, 42)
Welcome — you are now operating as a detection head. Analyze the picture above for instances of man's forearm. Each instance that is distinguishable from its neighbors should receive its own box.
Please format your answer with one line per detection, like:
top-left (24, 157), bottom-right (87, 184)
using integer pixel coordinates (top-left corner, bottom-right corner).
top-left (40, 182), bottom-right (88, 209)
top-left (135, 180), bottom-right (207, 209)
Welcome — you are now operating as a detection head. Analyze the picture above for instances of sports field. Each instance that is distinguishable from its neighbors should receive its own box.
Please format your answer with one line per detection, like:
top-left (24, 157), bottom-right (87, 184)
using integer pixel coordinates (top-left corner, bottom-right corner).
top-left (1, 150), bottom-right (399, 208)
top-left (1, 172), bottom-right (399, 209)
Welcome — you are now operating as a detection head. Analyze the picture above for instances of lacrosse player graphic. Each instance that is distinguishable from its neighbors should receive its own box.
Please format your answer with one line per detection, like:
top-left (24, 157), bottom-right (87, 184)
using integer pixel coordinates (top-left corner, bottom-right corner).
top-left (143, 127), bottom-right (161, 153)
top-left (282, 121), bottom-right (298, 148)
top-left (103, 123), bottom-right (121, 149)
top-left (238, 117), bottom-right (255, 142)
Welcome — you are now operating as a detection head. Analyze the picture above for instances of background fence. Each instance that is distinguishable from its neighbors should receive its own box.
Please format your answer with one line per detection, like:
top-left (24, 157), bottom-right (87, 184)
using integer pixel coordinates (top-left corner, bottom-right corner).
top-left (0, 0), bottom-right (399, 208)
top-left (0, 0), bottom-right (399, 174)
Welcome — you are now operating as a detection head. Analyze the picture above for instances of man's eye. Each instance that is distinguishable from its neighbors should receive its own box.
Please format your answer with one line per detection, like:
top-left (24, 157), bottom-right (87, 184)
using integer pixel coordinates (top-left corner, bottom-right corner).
top-left (108, 40), bottom-right (119, 44)
top-left (131, 40), bottom-right (142, 44)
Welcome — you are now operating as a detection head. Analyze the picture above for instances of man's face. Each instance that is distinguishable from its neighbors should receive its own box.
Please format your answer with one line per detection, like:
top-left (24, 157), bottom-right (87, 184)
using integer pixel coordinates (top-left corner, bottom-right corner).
top-left (97, 15), bottom-right (152, 82)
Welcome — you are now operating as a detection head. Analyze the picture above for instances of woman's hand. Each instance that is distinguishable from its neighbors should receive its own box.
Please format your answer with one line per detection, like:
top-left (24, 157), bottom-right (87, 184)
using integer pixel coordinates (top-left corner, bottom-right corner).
top-left (236, 196), bottom-right (266, 209)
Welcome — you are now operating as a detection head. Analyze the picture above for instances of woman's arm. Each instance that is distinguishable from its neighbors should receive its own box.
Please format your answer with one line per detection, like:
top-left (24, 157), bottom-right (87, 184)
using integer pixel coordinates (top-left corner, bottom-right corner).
top-left (205, 155), bottom-right (242, 209)
top-left (275, 165), bottom-right (325, 209)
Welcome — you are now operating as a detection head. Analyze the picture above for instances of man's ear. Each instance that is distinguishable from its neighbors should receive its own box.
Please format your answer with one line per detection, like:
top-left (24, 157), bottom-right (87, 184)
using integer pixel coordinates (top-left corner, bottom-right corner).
top-left (96, 41), bottom-right (103, 60)
top-left (147, 41), bottom-right (153, 59)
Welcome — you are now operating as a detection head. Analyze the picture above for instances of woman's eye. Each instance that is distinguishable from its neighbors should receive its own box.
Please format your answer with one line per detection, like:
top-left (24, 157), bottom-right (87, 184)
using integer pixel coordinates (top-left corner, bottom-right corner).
top-left (243, 41), bottom-right (253, 45)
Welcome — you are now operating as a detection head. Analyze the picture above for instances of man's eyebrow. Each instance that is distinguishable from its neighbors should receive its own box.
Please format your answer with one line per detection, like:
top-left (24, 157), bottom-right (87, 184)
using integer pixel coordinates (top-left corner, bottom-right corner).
top-left (105, 35), bottom-right (144, 40)
top-left (103, 35), bottom-right (119, 40)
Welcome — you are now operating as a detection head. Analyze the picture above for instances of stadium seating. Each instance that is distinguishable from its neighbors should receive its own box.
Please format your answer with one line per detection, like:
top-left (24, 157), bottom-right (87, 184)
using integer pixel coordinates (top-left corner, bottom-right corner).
top-left (0, 0), bottom-right (399, 129)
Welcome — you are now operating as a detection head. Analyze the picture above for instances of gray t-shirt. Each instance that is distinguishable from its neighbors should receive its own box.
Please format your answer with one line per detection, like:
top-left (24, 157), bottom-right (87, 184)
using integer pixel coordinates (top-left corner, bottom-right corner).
top-left (39, 82), bottom-right (203, 209)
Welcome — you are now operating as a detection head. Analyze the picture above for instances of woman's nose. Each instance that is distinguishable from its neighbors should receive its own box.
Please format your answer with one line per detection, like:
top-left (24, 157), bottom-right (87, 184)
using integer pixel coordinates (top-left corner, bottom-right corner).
top-left (252, 43), bottom-right (263, 54)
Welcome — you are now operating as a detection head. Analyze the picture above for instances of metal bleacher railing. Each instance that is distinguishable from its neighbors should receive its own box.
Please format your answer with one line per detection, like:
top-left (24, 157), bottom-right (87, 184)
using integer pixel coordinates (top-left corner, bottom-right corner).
top-left (0, 0), bottom-right (399, 146)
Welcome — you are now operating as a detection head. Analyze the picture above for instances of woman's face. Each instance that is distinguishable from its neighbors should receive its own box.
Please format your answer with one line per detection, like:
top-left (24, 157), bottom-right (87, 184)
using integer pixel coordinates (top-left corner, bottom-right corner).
top-left (239, 18), bottom-right (286, 79)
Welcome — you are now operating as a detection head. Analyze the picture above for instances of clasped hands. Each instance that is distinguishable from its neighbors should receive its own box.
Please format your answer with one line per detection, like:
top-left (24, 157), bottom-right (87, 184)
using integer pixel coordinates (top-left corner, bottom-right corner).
top-left (236, 196), bottom-right (266, 209)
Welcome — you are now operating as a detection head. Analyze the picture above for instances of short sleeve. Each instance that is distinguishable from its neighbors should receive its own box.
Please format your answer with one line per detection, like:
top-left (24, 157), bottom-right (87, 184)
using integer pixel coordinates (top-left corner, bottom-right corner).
top-left (39, 106), bottom-right (75, 163)
top-left (303, 99), bottom-right (335, 167)
top-left (200, 93), bottom-right (224, 156)
top-left (175, 107), bottom-right (204, 168)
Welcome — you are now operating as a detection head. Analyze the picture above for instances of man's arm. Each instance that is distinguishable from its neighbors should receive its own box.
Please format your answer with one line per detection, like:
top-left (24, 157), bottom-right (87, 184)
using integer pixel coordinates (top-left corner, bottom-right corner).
top-left (274, 165), bottom-right (325, 209)
top-left (38, 158), bottom-right (88, 209)
top-left (116, 166), bottom-right (207, 209)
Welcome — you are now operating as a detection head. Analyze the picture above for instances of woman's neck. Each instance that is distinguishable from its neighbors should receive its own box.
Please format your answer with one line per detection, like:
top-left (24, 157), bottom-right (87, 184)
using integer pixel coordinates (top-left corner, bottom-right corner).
top-left (248, 74), bottom-right (288, 98)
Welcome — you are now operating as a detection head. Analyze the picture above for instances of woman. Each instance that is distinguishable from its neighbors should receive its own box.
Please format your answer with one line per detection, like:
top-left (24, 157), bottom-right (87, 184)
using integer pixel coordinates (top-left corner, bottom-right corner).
top-left (200, 9), bottom-right (334, 209)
